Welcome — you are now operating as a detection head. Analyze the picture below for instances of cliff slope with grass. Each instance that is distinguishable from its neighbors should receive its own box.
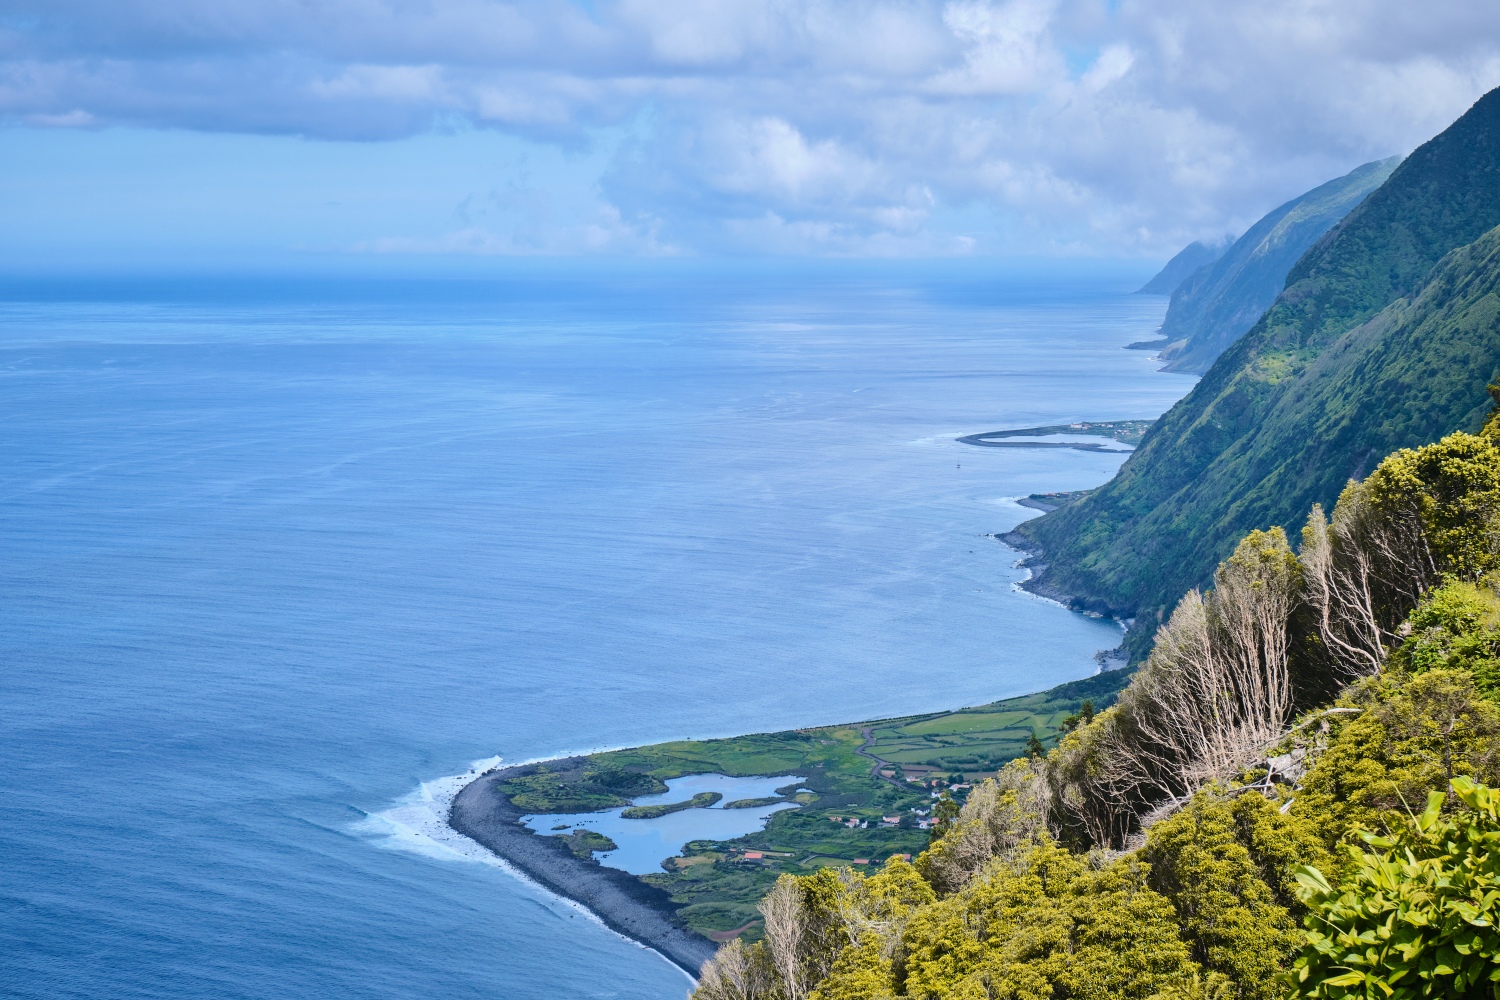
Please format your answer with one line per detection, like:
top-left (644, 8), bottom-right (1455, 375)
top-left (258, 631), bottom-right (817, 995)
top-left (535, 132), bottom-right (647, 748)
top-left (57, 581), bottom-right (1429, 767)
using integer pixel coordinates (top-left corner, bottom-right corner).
top-left (1011, 86), bottom-right (1500, 633)
top-left (1153, 156), bottom-right (1400, 373)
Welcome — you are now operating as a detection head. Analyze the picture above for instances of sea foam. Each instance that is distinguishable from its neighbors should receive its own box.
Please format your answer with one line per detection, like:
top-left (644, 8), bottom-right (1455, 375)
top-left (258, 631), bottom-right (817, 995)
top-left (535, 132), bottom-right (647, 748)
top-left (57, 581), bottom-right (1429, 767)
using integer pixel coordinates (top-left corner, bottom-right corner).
top-left (358, 755), bottom-right (695, 981)
top-left (356, 756), bottom-right (510, 867)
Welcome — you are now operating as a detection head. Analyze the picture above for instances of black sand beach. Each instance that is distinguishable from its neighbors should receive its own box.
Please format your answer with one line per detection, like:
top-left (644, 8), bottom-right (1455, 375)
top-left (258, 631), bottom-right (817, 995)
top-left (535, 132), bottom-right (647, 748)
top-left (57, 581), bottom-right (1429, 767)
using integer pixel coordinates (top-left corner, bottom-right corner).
top-left (449, 761), bottom-right (718, 977)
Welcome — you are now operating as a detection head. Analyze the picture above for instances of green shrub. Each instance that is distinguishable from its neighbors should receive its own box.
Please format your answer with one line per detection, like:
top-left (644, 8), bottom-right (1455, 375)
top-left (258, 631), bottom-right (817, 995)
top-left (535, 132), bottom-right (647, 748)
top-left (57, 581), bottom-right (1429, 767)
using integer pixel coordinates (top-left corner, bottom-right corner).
top-left (1292, 669), bottom-right (1500, 850)
top-left (1143, 794), bottom-right (1307, 999)
top-left (1391, 580), bottom-right (1500, 698)
top-left (899, 839), bottom-right (1202, 999)
top-left (1287, 777), bottom-right (1500, 999)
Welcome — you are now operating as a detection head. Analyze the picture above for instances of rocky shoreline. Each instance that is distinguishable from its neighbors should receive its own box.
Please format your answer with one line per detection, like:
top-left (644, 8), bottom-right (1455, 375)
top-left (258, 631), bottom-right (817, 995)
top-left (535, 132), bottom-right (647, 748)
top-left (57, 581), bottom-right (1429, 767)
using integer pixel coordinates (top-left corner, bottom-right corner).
top-left (449, 759), bottom-right (718, 978)
top-left (1000, 528), bottom-right (1132, 620)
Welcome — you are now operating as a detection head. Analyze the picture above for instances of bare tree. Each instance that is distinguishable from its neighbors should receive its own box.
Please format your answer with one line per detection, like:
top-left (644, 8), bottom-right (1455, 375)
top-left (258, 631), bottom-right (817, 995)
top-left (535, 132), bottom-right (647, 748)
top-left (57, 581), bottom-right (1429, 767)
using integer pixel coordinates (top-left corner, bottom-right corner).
top-left (1301, 476), bottom-right (1440, 681)
top-left (759, 875), bottom-right (807, 1000)
top-left (1051, 530), bottom-right (1303, 843)
top-left (1300, 502), bottom-right (1389, 678)
top-left (1209, 528), bottom-right (1299, 757)
top-left (1047, 706), bottom-right (1150, 848)
top-left (1303, 434), bottom-right (1500, 682)
top-left (694, 939), bottom-right (773, 1000)
top-left (922, 761), bottom-right (1050, 893)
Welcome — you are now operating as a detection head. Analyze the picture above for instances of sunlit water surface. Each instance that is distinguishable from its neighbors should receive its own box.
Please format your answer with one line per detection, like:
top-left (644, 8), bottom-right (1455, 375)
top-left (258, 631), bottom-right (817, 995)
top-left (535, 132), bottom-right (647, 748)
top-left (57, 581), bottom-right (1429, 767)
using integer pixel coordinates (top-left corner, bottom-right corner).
top-left (0, 263), bottom-right (1194, 999)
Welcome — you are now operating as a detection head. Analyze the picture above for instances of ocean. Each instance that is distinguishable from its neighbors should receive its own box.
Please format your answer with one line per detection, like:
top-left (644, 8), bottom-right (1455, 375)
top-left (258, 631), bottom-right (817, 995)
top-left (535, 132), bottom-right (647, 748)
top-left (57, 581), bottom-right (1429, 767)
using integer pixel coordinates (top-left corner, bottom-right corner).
top-left (0, 262), bottom-right (1194, 999)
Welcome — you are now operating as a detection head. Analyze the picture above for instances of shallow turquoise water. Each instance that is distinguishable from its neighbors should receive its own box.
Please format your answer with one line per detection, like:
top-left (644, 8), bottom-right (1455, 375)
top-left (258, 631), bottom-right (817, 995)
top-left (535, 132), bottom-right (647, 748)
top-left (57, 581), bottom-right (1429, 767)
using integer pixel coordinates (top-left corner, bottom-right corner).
top-left (0, 262), bottom-right (1192, 998)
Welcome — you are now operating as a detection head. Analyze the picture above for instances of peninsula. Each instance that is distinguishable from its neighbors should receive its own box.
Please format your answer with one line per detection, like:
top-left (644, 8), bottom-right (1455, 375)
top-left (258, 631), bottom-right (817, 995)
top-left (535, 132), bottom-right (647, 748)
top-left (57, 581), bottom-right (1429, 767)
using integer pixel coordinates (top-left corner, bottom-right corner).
top-left (955, 418), bottom-right (1151, 451)
top-left (448, 668), bottom-right (1129, 973)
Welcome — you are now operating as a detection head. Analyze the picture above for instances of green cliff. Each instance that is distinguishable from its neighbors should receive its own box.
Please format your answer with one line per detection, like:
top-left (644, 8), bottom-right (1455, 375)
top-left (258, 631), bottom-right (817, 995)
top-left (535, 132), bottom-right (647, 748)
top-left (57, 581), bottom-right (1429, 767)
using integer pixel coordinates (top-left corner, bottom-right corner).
top-left (1153, 156), bottom-right (1400, 373)
top-left (1012, 85), bottom-right (1500, 630)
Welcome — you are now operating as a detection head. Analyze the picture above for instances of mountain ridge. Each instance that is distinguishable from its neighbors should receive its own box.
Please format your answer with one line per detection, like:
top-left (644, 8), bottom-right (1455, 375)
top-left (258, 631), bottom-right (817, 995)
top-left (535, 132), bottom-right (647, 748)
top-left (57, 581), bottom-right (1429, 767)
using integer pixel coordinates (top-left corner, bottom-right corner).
top-left (1012, 85), bottom-right (1500, 632)
top-left (1137, 238), bottom-right (1231, 295)
top-left (1153, 156), bottom-right (1400, 373)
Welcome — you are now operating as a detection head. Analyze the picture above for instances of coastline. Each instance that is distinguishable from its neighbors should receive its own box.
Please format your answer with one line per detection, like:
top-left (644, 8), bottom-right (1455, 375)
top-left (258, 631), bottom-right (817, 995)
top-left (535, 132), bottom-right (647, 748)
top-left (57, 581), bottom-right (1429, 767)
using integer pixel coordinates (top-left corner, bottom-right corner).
top-left (447, 671), bottom-right (1136, 978)
top-left (445, 421), bottom-right (1152, 978)
top-left (1000, 526), bottom-right (1081, 607)
top-left (956, 436), bottom-right (1130, 453)
top-left (449, 757), bottom-right (719, 977)
top-left (1001, 527), bottom-right (1131, 620)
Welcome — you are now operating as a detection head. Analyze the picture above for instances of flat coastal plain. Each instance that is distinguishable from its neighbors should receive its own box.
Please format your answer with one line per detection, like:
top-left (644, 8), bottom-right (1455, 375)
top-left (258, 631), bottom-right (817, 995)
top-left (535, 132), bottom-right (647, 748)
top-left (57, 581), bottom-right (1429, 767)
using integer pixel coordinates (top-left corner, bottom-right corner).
top-left (448, 670), bottom-right (1131, 973)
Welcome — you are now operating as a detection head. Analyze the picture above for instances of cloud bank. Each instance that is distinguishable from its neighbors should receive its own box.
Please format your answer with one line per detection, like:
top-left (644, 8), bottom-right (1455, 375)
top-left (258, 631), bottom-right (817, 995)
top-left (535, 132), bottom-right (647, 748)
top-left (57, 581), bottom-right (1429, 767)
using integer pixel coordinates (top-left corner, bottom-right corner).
top-left (4, 0), bottom-right (1500, 255)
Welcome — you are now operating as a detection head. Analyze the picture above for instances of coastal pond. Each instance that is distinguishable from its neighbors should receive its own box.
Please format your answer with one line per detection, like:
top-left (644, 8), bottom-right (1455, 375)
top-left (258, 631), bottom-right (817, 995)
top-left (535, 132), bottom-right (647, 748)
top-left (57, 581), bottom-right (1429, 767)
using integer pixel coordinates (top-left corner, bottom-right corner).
top-left (521, 773), bottom-right (804, 874)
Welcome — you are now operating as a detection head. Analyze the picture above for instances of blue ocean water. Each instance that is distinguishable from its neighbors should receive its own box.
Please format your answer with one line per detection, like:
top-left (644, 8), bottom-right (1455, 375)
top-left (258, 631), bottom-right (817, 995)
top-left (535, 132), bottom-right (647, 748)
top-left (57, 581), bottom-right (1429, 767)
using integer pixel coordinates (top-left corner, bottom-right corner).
top-left (0, 263), bottom-right (1194, 999)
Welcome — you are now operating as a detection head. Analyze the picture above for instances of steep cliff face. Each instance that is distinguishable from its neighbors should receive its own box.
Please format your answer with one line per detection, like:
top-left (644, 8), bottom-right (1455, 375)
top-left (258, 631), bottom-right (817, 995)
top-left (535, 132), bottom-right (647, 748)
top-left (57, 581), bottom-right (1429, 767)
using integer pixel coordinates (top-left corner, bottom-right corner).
top-left (1154, 157), bottom-right (1400, 374)
top-left (1013, 86), bottom-right (1500, 627)
top-left (1137, 237), bottom-right (1232, 295)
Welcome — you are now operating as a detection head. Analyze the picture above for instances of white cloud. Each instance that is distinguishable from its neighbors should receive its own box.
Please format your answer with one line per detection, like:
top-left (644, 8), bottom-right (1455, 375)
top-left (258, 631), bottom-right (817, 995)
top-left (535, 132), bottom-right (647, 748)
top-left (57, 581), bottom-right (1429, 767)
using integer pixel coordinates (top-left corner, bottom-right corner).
top-left (1081, 44), bottom-right (1132, 92)
top-left (710, 117), bottom-right (877, 201)
top-left (928, 0), bottom-right (1061, 96)
top-left (2, 0), bottom-right (1500, 255)
top-left (310, 65), bottom-right (446, 102)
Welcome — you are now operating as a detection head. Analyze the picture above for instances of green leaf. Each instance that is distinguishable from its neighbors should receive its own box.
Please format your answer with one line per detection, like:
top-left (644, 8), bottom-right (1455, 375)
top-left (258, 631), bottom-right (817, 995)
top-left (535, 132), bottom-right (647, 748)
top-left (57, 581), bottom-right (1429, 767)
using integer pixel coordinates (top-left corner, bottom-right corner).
top-left (1325, 972), bottom-right (1368, 987)
top-left (1419, 791), bottom-right (1446, 832)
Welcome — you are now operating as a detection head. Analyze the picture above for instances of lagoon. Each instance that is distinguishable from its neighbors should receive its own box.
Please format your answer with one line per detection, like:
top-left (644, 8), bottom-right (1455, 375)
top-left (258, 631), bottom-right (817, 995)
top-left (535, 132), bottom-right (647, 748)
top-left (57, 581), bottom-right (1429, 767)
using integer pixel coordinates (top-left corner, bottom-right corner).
top-left (522, 773), bottom-right (806, 875)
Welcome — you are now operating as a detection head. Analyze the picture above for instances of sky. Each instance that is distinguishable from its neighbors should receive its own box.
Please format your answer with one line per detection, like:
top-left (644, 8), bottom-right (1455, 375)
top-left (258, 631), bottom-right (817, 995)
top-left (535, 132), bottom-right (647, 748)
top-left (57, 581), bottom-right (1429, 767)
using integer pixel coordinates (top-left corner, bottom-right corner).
top-left (3, 0), bottom-right (1500, 267)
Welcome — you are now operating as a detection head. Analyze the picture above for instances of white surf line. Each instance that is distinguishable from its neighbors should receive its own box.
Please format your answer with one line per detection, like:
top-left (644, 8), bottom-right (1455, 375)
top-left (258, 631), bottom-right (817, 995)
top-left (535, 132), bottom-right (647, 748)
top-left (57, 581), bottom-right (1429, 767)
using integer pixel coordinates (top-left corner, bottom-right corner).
top-left (355, 754), bottom-right (698, 986)
top-left (989, 496), bottom-right (1071, 609)
top-left (356, 755), bottom-right (509, 868)
top-left (989, 498), bottom-right (1130, 647)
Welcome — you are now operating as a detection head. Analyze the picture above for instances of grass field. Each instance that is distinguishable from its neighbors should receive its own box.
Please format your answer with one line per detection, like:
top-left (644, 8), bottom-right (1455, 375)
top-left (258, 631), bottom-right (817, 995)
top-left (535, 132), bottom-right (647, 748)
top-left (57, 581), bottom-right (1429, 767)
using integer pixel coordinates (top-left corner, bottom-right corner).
top-left (500, 667), bottom-right (1133, 941)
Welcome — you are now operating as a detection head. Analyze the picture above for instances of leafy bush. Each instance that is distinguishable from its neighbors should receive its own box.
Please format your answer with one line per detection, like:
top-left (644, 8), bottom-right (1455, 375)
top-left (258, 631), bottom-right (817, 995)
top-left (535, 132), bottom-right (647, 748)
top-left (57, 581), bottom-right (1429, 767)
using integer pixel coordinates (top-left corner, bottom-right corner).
top-left (1292, 669), bottom-right (1500, 848)
top-left (1143, 795), bottom-right (1306, 998)
top-left (1287, 777), bottom-right (1500, 999)
top-left (1361, 431), bottom-right (1500, 583)
top-left (900, 839), bottom-right (1202, 1000)
top-left (1391, 579), bottom-right (1500, 698)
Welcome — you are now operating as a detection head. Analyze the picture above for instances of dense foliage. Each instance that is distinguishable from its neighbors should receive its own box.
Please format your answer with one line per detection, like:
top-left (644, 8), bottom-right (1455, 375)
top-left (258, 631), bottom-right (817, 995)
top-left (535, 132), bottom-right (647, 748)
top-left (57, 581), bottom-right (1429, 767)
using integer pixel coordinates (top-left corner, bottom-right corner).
top-left (1154, 158), bottom-right (1398, 374)
top-left (1011, 86), bottom-right (1500, 632)
top-left (1392, 581), bottom-right (1500, 697)
top-left (1288, 777), bottom-right (1500, 999)
top-left (692, 416), bottom-right (1500, 999)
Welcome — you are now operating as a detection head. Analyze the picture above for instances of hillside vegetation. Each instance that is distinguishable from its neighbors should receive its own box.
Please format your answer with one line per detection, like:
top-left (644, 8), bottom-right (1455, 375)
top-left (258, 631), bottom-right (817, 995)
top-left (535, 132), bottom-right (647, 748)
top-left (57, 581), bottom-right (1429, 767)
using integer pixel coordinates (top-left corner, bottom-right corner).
top-left (1153, 157), bottom-right (1399, 373)
top-left (1013, 86), bottom-right (1500, 634)
top-left (693, 415), bottom-right (1500, 1000)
